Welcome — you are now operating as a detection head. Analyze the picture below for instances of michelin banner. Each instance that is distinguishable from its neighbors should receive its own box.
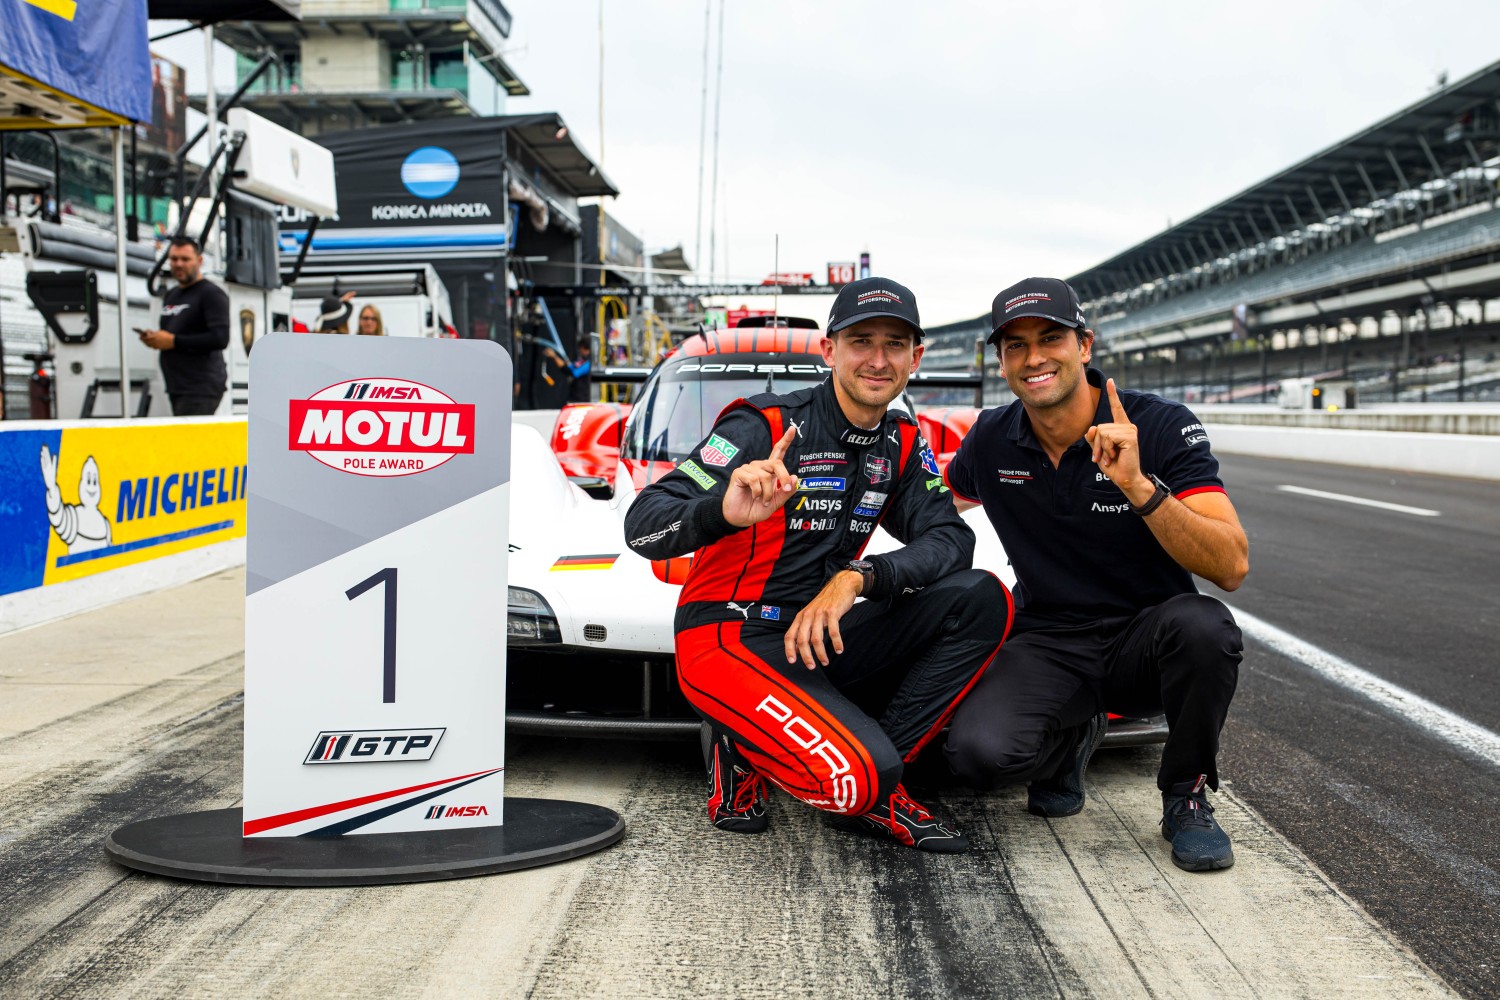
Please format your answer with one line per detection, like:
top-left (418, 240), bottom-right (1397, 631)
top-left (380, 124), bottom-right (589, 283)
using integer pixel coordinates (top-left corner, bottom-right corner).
top-left (0, 419), bottom-right (247, 599)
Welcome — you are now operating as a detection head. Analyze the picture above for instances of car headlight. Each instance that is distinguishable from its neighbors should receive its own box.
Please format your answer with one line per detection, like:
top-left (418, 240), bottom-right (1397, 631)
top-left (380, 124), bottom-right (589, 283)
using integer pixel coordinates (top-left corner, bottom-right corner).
top-left (508, 587), bottom-right (562, 645)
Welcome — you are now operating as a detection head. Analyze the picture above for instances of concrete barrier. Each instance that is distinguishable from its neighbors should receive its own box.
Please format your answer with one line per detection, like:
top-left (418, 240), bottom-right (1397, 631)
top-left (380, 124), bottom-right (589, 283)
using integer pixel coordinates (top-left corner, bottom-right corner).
top-left (1204, 422), bottom-right (1500, 480)
top-left (1197, 403), bottom-right (1500, 436)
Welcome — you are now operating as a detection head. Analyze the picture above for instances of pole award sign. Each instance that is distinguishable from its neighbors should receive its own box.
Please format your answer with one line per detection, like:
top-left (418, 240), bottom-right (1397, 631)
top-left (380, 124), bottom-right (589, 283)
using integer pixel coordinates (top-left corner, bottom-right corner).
top-left (242, 335), bottom-right (509, 837)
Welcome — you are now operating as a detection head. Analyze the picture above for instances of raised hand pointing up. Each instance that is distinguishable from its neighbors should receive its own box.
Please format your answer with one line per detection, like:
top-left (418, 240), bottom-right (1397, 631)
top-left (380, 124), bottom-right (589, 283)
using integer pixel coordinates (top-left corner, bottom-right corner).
top-left (721, 425), bottom-right (800, 528)
top-left (1084, 378), bottom-right (1142, 489)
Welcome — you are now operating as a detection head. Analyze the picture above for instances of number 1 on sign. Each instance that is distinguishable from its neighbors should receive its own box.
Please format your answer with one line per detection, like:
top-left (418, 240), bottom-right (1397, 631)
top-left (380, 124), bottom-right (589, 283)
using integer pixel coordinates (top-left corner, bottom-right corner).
top-left (346, 567), bottom-right (398, 702)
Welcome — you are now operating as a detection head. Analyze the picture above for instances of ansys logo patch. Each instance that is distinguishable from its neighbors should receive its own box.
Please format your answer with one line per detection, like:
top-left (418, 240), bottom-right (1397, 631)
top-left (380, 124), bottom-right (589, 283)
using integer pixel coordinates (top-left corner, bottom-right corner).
top-left (401, 146), bottom-right (460, 199)
top-left (288, 377), bottom-right (475, 477)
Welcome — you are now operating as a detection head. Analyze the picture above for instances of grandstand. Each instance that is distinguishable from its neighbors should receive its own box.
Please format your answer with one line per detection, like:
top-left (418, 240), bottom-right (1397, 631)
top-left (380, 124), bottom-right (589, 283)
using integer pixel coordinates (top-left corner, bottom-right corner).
top-left (930, 58), bottom-right (1500, 407)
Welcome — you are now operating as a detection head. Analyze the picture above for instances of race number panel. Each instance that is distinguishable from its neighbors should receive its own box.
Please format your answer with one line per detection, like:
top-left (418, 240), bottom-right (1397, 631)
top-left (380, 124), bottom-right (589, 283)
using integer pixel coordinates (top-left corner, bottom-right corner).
top-left (244, 335), bottom-right (510, 837)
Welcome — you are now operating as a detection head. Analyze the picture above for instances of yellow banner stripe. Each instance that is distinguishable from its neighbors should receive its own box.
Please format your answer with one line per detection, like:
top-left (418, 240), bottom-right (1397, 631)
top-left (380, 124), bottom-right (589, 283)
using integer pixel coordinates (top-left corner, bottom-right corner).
top-left (0, 65), bottom-right (129, 128)
top-left (21, 0), bottom-right (78, 20)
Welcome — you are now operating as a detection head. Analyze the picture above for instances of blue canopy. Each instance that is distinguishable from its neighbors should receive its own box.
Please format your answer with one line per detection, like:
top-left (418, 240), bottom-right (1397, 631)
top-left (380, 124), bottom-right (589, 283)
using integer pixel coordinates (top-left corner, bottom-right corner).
top-left (0, 0), bottom-right (152, 128)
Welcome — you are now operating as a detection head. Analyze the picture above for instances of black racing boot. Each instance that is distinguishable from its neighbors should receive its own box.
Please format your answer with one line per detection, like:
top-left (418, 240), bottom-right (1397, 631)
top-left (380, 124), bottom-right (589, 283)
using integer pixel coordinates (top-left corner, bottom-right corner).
top-left (1027, 710), bottom-right (1109, 818)
top-left (831, 784), bottom-right (969, 853)
top-left (1161, 775), bottom-right (1234, 871)
top-left (703, 725), bottom-right (769, 834)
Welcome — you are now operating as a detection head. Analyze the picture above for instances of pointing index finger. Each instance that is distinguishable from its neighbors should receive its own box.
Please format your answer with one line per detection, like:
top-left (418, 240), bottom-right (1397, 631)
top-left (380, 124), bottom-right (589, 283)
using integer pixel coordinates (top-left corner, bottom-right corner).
top-left (1106, 378), bottom-right (1130, 423)
top-left (769, 423), bottom-right (797, 462)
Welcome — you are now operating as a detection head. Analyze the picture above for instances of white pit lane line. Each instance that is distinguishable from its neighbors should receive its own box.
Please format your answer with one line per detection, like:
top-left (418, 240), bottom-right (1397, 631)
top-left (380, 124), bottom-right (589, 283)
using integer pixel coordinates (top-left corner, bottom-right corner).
top-left (1276, 484), bottom-right (1440, 517)
top-left (1228, 606), bottom-right (1500, 769)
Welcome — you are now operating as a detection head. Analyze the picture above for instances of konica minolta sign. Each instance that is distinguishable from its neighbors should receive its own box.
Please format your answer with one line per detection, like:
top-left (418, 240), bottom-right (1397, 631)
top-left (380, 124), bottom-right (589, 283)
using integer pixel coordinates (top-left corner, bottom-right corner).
top-left (279, 120), bottom-right (508, 258)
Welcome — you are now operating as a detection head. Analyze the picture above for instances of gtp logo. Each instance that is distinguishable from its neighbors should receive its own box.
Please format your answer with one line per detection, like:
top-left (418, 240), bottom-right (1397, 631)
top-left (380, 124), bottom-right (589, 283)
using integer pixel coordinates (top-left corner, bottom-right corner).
top-left (425, 804), bottom-right (490, 819)
top-left (303, 728), bottom-right (445, 764)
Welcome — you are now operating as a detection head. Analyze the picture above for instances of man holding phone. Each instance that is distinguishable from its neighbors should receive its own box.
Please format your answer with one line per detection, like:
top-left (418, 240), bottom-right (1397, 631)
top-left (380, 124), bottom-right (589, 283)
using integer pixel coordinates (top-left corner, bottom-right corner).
top-left (137, 236), bottom-right (230, 415)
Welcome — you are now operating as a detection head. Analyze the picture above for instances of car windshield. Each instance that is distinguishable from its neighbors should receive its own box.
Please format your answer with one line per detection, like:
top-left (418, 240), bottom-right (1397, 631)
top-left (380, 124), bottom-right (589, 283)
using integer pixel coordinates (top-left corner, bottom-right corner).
top-left (626, 357), bottom-right (829, 463)
top-left (625, 356), bottom-right (916, 463)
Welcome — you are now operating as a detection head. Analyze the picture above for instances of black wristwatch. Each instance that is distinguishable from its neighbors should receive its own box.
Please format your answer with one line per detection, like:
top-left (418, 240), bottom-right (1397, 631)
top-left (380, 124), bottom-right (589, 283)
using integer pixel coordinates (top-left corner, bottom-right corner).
top-left (845, 559), bottom-right (876, 595)
top-left (1134, 474), bottom-right (1171, 517)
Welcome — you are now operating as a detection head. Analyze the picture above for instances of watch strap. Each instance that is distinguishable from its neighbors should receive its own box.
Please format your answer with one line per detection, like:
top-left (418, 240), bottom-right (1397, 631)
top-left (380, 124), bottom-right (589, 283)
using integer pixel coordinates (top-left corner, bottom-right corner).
top-left (1135, 474), bottom-right (1171, 516)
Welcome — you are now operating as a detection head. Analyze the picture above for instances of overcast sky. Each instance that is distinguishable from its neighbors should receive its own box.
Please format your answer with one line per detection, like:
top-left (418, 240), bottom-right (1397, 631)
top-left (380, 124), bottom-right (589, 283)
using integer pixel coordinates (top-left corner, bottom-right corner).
top-left (159, 2), bottom-right (1500, 327)
top-left (500, 0), bottom-right (1500, 326)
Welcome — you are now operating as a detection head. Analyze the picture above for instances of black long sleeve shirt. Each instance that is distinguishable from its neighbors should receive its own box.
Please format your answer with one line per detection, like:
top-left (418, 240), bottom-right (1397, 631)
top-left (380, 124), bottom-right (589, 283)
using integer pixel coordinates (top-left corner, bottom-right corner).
top-left (158, 278), bottom-right (230, 395)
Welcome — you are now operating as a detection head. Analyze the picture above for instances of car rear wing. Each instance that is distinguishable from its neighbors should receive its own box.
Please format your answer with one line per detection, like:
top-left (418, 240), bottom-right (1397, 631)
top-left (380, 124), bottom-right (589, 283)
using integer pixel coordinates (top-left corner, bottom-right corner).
top-left (909, 370), bottom-right (984, 407)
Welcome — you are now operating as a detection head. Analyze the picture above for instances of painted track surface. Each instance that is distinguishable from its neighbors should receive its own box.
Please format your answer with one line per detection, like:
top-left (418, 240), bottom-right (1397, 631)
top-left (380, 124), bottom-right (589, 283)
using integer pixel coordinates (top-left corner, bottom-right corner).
top-left (0, 570), bottom-right (1457, 999)
top-left (1212, 453), bottom-right (1500, 1000)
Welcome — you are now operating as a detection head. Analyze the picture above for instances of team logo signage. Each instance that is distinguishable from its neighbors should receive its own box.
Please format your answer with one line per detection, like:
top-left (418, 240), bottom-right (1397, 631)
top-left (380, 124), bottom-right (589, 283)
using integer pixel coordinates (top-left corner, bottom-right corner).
top-left (288, 377), bottom-right (475, 477)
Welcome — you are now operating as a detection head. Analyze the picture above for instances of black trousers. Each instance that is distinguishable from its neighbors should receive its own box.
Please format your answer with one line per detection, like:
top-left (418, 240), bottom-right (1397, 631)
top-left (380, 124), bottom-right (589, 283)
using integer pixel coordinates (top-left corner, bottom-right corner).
top-left (169, 392), bottom-right (223, 416)
top-left (678, 569), bottom-right (1011, 816)
top-left (944, 593), bottom-right (1242, 792)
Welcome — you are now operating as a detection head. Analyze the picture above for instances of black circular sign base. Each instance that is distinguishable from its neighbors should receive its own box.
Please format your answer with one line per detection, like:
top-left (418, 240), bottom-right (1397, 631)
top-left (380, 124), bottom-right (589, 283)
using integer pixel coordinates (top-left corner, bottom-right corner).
top-left (104, 799), bottom-right (624, 886)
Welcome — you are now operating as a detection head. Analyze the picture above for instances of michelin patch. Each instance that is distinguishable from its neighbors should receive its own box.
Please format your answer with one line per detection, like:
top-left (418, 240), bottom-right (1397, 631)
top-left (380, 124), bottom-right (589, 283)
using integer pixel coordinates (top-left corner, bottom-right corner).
top-left (798, 477), bottom-right (846, 491)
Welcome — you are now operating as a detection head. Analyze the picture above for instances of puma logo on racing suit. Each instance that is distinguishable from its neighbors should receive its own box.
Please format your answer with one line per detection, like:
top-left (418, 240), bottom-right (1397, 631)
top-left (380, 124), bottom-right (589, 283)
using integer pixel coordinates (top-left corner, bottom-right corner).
top-left (726, 601), bottom-right (751, 619)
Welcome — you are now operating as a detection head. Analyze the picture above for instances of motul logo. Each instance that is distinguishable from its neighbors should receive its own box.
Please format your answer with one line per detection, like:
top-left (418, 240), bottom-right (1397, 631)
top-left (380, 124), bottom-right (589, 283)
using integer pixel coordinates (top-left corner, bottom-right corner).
top-left (289, 377), bottom-right (475, 477)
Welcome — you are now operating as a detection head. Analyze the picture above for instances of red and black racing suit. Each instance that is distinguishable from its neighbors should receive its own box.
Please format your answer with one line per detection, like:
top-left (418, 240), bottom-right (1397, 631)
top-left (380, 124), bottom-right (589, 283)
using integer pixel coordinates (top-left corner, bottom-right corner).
top-left (624, 379), bottom-right (1013, 817)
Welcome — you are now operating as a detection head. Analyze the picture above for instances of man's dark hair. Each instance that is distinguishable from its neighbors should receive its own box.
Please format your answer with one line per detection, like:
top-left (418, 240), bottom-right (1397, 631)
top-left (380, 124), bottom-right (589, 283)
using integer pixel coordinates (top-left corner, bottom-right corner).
top-left (169, 235), bottom-right (201, 254)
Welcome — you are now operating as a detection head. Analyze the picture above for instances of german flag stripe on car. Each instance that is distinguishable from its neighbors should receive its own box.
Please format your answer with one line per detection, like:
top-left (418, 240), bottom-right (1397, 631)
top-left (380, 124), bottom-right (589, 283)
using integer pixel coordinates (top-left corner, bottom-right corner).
top-left (551, 553), bottom-right (620, 571)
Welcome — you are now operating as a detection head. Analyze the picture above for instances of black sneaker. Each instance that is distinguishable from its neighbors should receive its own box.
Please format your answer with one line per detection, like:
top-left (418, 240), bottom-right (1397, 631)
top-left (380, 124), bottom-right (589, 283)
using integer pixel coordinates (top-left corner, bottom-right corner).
top-left (1027, 710), bottom-right (1109, 818)
top-left (703, 727), bottom-right (769, 834)
top-left (831, 784), bottom-right (969, 853)
top-left (1161, 776), bottom-right (1234, 871)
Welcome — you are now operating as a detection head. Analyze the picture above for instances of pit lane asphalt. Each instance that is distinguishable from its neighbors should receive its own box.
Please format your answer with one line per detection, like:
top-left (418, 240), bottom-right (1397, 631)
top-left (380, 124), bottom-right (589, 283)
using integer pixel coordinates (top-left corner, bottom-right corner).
top-left (0, 568), bottom-right (1457, 999)
top-left (1210, 453), bottom-right (1500, 1000)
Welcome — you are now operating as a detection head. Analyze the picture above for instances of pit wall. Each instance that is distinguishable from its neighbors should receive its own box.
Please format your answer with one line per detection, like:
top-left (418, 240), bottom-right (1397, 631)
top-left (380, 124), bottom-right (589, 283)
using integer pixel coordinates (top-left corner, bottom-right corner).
top-left (1194, 403), bottom-right (1500, 481)
top-left (0, 417), bottom-right (248, 633)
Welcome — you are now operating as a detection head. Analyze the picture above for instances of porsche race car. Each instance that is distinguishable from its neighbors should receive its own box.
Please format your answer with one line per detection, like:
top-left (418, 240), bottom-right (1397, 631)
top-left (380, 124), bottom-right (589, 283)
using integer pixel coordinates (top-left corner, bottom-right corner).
top-left (505, 317), bottom-right (1167, 746)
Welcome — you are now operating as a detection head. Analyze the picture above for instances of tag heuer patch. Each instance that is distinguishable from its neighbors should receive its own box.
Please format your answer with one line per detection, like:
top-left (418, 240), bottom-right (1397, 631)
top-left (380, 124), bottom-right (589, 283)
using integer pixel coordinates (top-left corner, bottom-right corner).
top-left (700, 433), bottom-right (740, 467)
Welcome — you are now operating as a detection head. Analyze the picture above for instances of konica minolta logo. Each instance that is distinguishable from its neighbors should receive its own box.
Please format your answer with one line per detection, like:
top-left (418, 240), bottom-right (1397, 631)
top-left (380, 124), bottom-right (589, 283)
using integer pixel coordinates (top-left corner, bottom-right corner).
top-left (303, 728), bottom-right (445, 764)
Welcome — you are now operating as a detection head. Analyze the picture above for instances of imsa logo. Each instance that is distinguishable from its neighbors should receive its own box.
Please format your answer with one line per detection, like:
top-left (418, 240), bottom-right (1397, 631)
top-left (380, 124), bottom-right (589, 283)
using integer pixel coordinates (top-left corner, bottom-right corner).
top-left (303, 727), bottom-right (445, 764)
top-left (425, 804), bottom-right (490, 819)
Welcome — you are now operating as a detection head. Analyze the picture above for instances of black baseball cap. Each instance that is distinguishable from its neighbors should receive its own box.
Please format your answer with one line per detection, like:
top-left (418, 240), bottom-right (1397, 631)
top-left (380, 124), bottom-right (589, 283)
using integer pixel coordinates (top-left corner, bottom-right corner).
top-left (987, 277), bottom-right (1087, 345)
top-left (827, 276), bottom-right (924, 340)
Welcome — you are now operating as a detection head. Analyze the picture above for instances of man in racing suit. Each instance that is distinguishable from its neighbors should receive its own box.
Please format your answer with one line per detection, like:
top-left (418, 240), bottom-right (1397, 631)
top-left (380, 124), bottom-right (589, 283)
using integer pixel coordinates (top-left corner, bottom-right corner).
top-left (624, 277), bottom-right (1011, 852)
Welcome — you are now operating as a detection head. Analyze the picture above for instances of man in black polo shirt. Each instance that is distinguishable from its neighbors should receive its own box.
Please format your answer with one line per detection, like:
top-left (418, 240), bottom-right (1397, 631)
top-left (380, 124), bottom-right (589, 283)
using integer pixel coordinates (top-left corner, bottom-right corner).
top-left (138, 237), bottom-right (230, 415)
top-left (942, 276), bottom-right (1248, 872)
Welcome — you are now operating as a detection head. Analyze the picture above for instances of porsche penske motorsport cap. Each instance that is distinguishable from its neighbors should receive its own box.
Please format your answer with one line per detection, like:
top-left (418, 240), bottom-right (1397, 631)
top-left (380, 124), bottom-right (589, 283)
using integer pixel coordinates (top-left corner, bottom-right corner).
top-left (987, 277), bottom-right (1088, 345)
top-left (827, 276), bottom-right (924, 340)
